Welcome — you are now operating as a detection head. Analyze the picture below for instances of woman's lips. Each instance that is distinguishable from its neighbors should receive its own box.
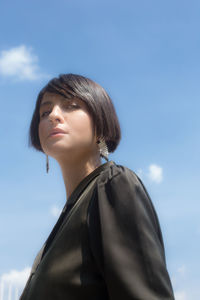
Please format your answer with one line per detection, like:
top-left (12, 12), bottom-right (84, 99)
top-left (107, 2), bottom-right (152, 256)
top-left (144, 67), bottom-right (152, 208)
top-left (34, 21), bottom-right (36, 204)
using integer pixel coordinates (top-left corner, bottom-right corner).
top-left (48, 128), bottom-right (67, 138)
top-left (50, 132), bottom-right (65, 137)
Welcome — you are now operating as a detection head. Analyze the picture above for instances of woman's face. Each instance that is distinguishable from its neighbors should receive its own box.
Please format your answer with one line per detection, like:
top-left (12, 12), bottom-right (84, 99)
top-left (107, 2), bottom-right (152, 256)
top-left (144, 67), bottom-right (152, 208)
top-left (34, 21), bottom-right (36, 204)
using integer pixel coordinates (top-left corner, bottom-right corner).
top-left (38, 92), bottom-right (98, 161)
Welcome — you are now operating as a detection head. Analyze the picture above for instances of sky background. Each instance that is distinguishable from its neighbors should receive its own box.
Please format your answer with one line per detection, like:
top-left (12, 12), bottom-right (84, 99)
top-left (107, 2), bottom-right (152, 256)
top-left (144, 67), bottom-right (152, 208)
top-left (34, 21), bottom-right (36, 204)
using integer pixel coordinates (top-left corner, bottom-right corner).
top-left (0, 1), bottom-right (200, 299)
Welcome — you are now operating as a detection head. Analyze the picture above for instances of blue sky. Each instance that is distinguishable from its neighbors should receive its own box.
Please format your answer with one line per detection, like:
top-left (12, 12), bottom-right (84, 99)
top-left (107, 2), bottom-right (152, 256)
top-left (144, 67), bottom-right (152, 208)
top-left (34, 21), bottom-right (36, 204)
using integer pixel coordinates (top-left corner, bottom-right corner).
top-left (0, 1), bottom-right (200, 299)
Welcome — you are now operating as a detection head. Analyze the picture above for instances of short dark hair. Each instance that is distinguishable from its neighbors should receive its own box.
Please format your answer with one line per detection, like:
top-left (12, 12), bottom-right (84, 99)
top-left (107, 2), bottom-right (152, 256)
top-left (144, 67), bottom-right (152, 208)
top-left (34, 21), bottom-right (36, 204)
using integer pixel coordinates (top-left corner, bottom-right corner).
top-left (29, 73), bottom-right (121, 153)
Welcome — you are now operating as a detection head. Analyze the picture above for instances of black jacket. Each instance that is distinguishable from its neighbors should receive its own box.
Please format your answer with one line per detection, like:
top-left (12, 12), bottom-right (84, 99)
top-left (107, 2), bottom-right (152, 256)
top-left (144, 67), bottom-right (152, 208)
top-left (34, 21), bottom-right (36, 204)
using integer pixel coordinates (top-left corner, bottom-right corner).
top-left (20, 161), bottom-right (174, 299)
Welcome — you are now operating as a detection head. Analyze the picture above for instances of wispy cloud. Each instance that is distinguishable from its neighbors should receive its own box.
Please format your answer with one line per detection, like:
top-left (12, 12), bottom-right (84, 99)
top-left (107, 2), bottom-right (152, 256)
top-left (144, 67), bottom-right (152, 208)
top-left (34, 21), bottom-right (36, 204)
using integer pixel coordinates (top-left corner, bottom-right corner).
top-left (50, 205), bottom-right (62, 218)
top-left (0, 267), bottom-right (31, 300)
top-left (177, 265), bottom-right (186, 277)
top-left (166, 262), bottom-right (200, 300)
top-left (0, 45), bottom-right (48, 81)
top-left (147, 164), bottom-right (163, 183)
top-left (136, 164), bottom-right (163, 184)
top-left (174, 290), bottom-right (187, 300)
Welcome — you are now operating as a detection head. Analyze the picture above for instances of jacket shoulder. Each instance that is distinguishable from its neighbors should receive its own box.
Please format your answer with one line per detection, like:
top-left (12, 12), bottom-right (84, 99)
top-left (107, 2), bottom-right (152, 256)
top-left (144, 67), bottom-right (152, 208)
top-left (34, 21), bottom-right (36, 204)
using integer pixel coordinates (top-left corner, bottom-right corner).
top-left (97, 161), bottom-right (138, 181)
top-left (97, 161), bottom-right (142, 190)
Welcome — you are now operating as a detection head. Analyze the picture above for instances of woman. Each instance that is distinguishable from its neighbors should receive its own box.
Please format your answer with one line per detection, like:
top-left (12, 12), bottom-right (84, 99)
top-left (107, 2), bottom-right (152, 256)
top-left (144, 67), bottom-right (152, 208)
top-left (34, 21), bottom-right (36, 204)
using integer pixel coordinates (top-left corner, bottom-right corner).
top-left (20, 74), bottom-right (174, 299)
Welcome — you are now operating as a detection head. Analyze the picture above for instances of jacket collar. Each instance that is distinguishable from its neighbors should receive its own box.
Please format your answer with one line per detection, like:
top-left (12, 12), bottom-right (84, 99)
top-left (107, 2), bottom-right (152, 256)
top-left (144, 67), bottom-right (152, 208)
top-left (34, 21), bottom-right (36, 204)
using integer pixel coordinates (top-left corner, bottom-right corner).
top-left (65, 160), bottom-right (114, 207)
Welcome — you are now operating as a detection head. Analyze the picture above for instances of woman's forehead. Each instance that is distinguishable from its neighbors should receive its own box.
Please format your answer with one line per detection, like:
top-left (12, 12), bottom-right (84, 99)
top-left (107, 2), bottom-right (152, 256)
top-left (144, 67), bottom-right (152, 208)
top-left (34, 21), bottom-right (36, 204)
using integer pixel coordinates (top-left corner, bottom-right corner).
top-left (40, 92), bottom-right (79, 105)
top-left (39, 92), bottom-right (88, 110)
top-left (40, 92), bottom-right (67, 104)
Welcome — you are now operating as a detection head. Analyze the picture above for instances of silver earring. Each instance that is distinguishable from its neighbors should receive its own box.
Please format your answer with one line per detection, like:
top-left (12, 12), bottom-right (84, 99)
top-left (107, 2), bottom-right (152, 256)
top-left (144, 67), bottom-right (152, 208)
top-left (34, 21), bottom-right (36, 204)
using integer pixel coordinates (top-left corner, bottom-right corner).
top-left (46, 154), bottom-right (49, 173)
top-left (98, 138), bottom-right (109, 161)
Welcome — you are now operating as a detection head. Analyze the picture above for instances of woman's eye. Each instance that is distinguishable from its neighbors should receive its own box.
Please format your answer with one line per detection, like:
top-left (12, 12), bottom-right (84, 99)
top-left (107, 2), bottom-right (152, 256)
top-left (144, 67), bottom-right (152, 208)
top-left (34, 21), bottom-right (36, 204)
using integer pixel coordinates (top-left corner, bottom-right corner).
top-left (41, 111), bottom-right (50, 118)
top-left (64, 103), bottom-right (80, 110)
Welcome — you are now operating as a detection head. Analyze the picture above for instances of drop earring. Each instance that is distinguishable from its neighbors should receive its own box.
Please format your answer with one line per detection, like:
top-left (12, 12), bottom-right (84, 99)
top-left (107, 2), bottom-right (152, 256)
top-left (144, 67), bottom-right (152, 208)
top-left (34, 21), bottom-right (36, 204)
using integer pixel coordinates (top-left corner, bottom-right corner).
top-left (97, 138), bottom-right (109, 161)
top-left (46, 154), bottom-right (49, 173)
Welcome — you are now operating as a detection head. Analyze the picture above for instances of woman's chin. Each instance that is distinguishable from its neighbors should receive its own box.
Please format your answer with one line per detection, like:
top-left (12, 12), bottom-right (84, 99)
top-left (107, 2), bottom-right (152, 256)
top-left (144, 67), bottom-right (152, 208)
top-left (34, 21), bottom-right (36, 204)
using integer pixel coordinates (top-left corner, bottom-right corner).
top-left (44, 143), bottom-right (74, 158)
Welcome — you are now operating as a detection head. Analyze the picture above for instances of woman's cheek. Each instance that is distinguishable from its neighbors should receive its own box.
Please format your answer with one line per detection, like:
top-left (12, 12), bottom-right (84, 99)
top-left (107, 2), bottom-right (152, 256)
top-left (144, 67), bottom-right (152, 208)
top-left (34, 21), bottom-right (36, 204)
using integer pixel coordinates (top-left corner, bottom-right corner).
top-left (76, 113), bottom-right (93, 137)
top-left (38, 122), bottom-right (46, 148)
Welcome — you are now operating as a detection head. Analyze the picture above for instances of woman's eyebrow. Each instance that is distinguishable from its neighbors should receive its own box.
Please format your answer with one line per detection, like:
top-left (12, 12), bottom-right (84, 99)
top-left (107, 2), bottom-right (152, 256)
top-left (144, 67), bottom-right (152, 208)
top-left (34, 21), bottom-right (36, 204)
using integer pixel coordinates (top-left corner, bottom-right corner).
top-left (40, 101), bottom-right (52, 108)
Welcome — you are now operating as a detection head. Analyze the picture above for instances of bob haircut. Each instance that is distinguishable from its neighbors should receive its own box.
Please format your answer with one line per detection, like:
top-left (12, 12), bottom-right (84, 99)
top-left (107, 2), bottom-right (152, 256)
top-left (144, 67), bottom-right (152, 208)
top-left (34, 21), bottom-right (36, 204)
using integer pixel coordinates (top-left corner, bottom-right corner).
top-left (29, 73), bottom-right (121, 153)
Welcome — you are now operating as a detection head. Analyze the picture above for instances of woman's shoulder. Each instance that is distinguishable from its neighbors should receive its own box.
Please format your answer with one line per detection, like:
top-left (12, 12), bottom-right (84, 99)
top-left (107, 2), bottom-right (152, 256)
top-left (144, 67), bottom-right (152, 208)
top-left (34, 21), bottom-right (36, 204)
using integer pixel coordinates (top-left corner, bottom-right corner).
top-left (96, 161), bottom-right (153, 204)
top-left (97, 161), bottom-right (142, 187)
top-left (95, 161), bottom-right (161, 237)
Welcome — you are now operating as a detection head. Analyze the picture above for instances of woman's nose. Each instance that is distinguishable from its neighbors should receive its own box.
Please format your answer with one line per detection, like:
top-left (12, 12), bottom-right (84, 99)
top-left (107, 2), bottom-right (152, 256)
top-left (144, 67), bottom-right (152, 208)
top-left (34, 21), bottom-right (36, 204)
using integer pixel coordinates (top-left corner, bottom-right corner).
top-left (49, 105), bottom-right (64, 124)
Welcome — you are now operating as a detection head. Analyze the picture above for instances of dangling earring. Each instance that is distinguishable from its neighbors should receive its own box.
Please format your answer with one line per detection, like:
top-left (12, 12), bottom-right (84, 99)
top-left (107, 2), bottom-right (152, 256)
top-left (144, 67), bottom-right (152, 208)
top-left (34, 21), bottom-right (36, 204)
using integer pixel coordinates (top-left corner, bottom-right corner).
top-left (97, 138), bottom-right (109, 161)
top-left (46, 154), bottom-right (49, 173)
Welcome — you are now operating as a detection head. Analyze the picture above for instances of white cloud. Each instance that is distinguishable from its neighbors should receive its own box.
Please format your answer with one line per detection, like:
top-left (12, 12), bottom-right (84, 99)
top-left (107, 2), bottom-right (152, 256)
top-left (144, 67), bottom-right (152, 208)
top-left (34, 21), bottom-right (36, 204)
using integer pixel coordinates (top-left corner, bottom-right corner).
top-left (148, 164), bottom-right (163, 183)
top-left (0, 267), bottom-right (31, 300)
top-left (174, 290), bottom-right (187, 300)
top-left (172, 264), bottom-right (200, 300)
top-left (0, 45), bottom-right (47, 81)
top-left (50, 205), bottom-right (62, 218)
top-left (177, 265), bottom-right (186, 277)
top-left (1, 267), bottom-right (31, 288)
top-left (172, 264), bottom-right (187, 287)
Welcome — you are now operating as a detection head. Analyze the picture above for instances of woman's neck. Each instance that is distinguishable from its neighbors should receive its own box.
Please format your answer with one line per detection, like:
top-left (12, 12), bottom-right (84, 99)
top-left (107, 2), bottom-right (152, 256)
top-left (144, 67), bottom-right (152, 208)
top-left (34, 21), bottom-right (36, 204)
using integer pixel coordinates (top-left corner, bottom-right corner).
top-left (59, 155), bottom-right (101, 199)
